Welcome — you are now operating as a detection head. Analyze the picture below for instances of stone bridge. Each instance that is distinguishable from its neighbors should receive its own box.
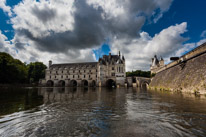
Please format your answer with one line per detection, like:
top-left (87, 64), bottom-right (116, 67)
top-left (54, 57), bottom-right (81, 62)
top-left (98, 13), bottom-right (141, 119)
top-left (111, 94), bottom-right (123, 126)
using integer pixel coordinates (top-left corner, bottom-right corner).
top-left (126, 76), bottom-right (151, 87)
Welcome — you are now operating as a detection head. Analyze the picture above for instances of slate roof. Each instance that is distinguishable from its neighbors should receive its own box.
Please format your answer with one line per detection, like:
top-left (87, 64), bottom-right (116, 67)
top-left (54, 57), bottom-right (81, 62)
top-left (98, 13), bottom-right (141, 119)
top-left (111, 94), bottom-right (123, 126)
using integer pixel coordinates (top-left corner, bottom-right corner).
top-left (50, 62), bottom-right (98, 69)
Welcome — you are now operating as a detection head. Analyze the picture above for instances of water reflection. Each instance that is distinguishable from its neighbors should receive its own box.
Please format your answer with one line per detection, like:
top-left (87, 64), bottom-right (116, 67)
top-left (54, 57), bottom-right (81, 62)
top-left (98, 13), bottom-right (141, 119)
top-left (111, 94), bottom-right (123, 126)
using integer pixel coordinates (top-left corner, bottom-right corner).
top-left (0, 88), bottom-right (43, 116)
top-left (0, 87), bottom-right (206, 137)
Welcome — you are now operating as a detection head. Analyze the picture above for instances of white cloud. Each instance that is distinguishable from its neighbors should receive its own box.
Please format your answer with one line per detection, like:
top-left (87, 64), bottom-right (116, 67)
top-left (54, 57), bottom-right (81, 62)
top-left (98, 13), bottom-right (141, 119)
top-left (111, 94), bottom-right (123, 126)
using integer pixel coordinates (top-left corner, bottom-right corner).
top-left (0, 30), bottom-right (11, 52)
top-left (12, 0), bottom-right (74, 38)
top-left (201, 30), bottom-right (206, 38)
top-left (111, 22), bottom-right (189, 71)
top-left (0, 0), bottom-right (12, 16)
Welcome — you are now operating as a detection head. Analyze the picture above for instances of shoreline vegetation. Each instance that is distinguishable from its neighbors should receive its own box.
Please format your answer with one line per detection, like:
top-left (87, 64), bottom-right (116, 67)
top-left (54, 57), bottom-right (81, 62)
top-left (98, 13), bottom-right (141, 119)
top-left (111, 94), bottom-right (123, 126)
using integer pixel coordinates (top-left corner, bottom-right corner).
top-left (0, 52), bottom-right (47, 85)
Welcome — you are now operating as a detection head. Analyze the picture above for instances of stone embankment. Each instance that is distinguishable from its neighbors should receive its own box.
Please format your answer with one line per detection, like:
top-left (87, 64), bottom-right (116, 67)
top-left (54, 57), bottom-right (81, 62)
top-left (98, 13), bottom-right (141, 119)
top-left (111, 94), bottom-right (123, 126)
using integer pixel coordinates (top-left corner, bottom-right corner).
top-left (149, 42), bottom-right (206, 95)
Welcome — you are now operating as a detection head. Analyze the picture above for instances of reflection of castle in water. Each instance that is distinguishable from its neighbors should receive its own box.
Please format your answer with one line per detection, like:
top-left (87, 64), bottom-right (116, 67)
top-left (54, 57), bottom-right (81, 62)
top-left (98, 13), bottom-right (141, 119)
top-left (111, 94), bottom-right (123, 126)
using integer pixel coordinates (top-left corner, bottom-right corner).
top-left (38, 87), bottom-right (128, 107)
top-left (38, 87), bottom-right (91, 103)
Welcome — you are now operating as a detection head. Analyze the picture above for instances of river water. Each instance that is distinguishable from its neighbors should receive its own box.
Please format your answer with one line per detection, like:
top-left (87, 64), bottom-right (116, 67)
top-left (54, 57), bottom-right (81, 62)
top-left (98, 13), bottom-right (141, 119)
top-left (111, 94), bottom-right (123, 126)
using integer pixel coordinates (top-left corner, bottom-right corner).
top-left (0, 87), bottom-right (206, 137)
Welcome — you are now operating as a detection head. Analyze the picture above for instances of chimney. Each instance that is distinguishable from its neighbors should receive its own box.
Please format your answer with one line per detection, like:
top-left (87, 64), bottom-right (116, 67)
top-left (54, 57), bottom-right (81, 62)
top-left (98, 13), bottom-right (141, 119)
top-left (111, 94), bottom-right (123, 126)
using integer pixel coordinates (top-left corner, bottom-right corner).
top-left (119, 51), bottom-right (121, 56)
top-left (49, 60), bottom-right (52, 68)
top-left (109, 52), bottom-right (111, 58)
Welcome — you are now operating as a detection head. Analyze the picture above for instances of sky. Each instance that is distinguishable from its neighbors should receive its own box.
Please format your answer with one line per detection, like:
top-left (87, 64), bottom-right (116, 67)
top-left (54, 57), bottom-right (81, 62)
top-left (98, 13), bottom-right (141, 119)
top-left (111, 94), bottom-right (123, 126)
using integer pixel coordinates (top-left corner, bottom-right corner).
top-left (0, 0), bottom-right (206, 71)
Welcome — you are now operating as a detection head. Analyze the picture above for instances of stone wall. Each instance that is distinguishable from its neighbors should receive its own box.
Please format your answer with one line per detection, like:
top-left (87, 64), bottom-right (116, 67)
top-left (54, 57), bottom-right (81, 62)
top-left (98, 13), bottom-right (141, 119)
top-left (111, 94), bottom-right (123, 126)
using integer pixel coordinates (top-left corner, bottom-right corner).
top-left (150, 52), bottom-right (206, 94)
top-left (156, 42), bottom-right (206, 73)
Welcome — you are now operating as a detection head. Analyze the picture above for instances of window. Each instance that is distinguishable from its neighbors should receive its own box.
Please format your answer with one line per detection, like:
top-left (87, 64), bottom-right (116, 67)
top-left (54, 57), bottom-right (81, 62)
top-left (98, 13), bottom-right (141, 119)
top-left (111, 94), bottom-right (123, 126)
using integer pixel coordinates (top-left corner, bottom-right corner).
top-left (84, 70), bottom-right (86, 73)
top-left (112, 73), bottom-right (115, 76)
top-left (55, 76), bottom-right (56, 78)
top-left (79, 70), bottom-right (80, 72)
top-left (96, 75), bottom-right (97, 78)
top-left (73, 75), bottom-right (74, 78)
top-left (50, 76), bottom-right (51, 79)
top-left (73, 70), bottom-right (75, 73)
top-left (62, 71), bottom-right (63, 73)
top-left (84, 75), bottom-right (85, 78)
top-left (112, 67), bottom-right (114, 70)
top-left (56, 71), bottom-right (58, 74)
top-left (66, 76), bottom-right (68, 78)
top-left (78, 75), bottom-right (79, 78)
top-left (89, 75), bottom-right (90, 78)
top-left (50, 71), bottom-right (51, 74)
top-left (89, 70), bottom-right (91, 72)
top-left (96, 69), bottom-right (97, 72)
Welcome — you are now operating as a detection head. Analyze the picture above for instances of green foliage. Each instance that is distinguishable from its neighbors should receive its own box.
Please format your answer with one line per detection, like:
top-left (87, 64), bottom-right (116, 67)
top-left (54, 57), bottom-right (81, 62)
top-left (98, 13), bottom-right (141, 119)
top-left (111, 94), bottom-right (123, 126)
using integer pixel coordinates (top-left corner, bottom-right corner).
top-left (0, 52), bottom-right (27, 84)
top-left (151, 73), bottom-right (156, 77)
top-left (126, 70), bottom-right (152, 78)
top-left (0, 52), bottom-right (47, 84)
top-left (27, 62), bottom-right (47, 83)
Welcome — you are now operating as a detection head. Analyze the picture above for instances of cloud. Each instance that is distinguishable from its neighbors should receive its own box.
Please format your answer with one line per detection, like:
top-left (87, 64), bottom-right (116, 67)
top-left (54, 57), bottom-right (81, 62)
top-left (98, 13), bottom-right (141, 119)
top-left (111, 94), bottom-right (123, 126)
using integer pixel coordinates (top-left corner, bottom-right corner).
top-left (201, 30), bottom-right (206, 38)
top-left (10, 0), bottom-right (173, 53)
top-left (0, 29), bottom-right (96, 66)
top-left (0, 30), bottom-right (11, 52)
top-left (0, 0), bottom-right (12, 16)
top-left (110, 22), bottom-right (189, 71)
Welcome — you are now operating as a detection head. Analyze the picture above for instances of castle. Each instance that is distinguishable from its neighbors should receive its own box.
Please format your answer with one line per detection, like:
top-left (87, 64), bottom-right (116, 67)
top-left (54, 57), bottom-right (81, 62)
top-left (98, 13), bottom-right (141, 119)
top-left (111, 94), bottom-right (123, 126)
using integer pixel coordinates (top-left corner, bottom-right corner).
top-left (40, 52), bottom-right (126, 87)
top-left (150, 55), bottom-right (164, 74)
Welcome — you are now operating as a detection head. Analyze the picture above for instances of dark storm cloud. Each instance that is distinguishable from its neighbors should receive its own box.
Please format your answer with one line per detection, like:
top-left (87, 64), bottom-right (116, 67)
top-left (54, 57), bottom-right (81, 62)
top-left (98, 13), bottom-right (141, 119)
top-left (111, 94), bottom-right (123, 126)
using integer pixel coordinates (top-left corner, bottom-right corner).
top-left (15, 0), bottom-right (106, 53)
top-left (14, 0), bottom-right (173, 53)
top-left (31, 5), bottom-right (57, 22)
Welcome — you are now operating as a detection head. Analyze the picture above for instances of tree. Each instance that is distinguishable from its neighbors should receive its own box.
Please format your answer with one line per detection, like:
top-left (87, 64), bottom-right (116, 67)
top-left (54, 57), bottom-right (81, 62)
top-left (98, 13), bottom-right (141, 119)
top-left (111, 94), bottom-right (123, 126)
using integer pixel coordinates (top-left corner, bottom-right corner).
top-left (126, 70), bottom-right (152, 78)
top-left (27, 62), bottom-right (47, 84)
top-left (0, 52), bottom-right (47, 84)
top-left (0, 52), bottom-right (27, 84)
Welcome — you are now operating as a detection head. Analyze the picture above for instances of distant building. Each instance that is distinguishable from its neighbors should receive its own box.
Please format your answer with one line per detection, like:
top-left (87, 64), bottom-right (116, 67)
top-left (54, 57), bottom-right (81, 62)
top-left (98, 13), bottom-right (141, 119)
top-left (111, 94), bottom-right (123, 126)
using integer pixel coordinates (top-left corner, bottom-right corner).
top-left (39, 52), bottom-right (126, 87)
top-left (150, 55), bottom-right (164, 74)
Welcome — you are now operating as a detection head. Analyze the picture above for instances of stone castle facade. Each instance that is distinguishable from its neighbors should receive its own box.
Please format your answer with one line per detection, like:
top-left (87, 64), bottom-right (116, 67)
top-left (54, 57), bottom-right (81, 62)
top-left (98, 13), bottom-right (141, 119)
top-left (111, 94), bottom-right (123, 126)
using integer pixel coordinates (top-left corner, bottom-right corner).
top-left (40, 52), bottom-right (126, 87)
top-left (150, 55), bottom-right (164, 74)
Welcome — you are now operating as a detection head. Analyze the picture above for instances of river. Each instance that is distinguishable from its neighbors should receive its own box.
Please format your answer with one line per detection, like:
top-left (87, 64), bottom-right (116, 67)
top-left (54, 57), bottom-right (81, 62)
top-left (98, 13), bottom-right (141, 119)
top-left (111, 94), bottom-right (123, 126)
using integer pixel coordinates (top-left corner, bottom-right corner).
top-left (0, 87), bottom-right (206, 137)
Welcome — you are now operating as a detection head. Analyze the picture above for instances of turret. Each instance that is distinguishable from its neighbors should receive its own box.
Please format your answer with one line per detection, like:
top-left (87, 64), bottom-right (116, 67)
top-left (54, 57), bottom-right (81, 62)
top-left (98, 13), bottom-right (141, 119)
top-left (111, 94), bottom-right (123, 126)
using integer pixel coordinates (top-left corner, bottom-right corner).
top-left (159, 56), bottom-right (164, 66)
top-left (122, 55), bottom-right (125, 61)
top-left (49, 60), bottom-right (52, 68)
top-left (152, 55), bottom-right (159, 67)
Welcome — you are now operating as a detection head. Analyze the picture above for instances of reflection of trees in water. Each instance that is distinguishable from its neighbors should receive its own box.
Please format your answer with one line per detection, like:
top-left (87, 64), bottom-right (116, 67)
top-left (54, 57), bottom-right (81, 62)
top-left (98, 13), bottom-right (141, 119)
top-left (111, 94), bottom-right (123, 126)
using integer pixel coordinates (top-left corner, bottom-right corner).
top-left (0, 88), bottom-right (43, 116)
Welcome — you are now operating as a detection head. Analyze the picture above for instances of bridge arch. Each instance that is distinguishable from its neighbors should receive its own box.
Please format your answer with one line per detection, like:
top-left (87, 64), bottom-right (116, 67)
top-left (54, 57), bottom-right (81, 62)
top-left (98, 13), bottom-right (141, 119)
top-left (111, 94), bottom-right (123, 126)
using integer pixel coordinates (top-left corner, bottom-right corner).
top-left (47, 80), bottom-right (54, 87)
top-left (59, 80), bottom-right (65, 87)
top-left (106, 79), bottom-right (116, 88)
top-left (91, 80), bottom-right (96, 87)
top-left (70, 80), bottom-right (77, 87)
top-left (82, 80), bottom-right (88, 87)
top-left (141, 81), bottom-right (149, 88)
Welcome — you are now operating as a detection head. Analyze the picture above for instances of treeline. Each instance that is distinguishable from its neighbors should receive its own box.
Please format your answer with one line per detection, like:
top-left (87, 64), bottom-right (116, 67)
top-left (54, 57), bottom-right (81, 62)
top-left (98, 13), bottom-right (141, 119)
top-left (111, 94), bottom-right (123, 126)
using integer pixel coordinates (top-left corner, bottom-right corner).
top-left (0, 52), bottom-right (47, 84)
top-left (126, 70), bottom-right (155, 78)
